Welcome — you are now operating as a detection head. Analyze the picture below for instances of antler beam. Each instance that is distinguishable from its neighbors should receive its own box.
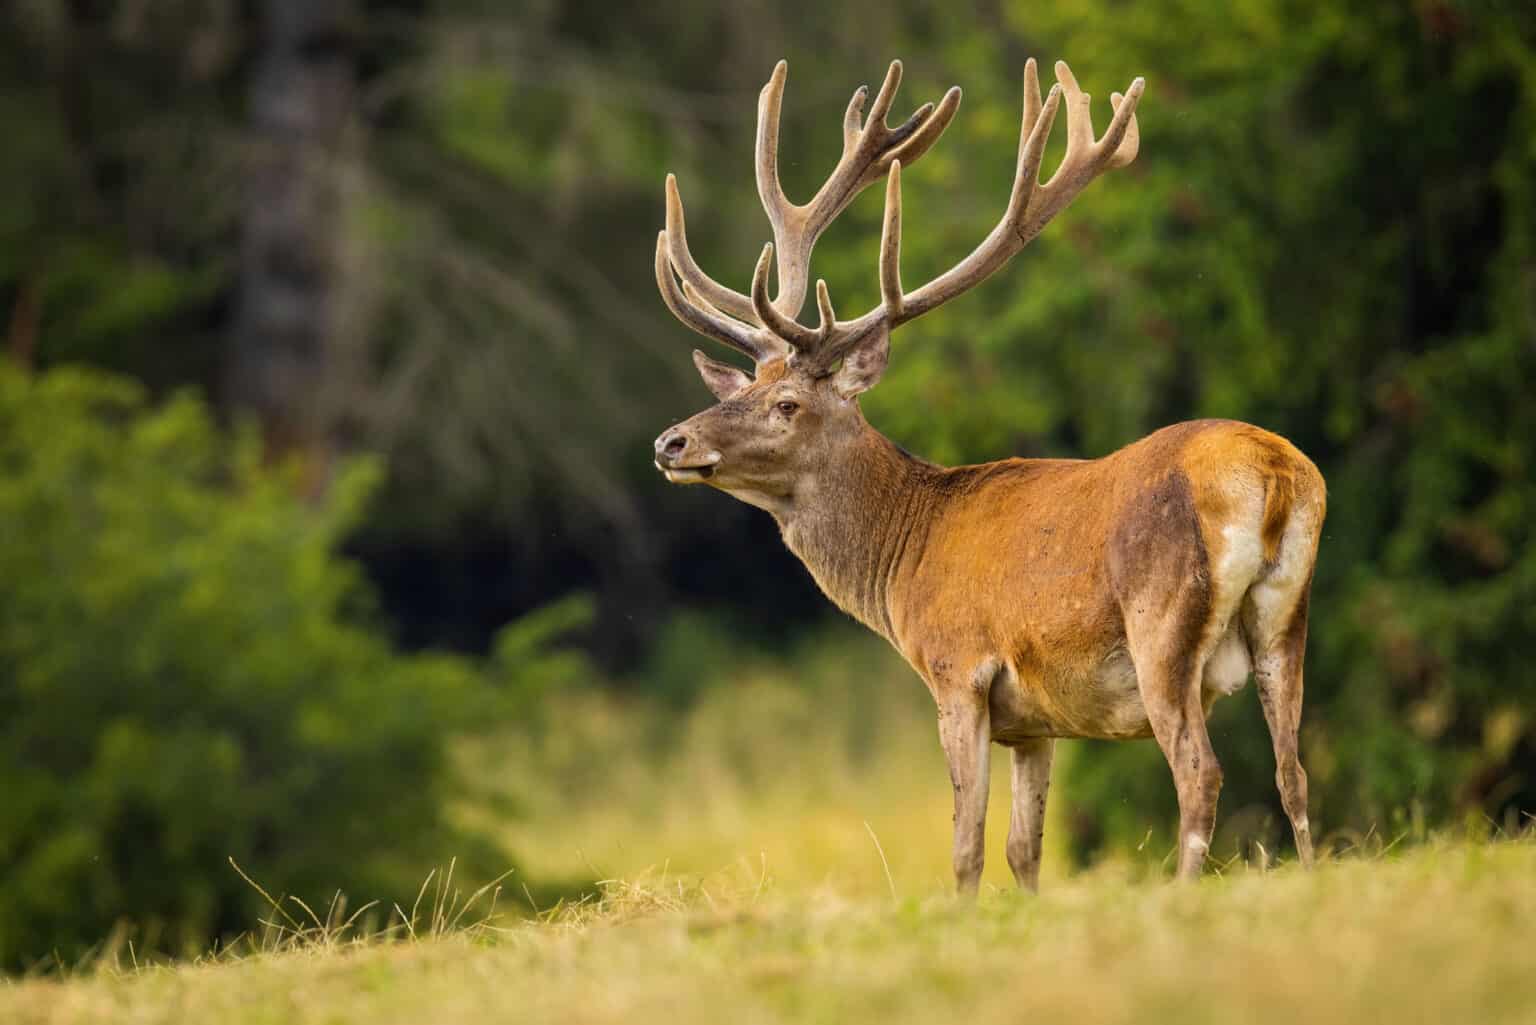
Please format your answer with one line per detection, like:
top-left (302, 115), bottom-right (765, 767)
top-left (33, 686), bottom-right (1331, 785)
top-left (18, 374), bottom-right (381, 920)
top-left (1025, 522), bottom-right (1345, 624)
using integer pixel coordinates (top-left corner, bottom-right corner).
top-left (654, 232), bottom-right (784, 364)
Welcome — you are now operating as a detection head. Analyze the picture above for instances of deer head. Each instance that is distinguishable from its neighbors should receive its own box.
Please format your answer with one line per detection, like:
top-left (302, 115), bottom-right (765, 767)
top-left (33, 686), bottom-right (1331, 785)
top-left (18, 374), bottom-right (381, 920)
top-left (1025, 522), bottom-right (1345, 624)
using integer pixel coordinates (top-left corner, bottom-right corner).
top-left (652, 59), bottom-right (1143, 514)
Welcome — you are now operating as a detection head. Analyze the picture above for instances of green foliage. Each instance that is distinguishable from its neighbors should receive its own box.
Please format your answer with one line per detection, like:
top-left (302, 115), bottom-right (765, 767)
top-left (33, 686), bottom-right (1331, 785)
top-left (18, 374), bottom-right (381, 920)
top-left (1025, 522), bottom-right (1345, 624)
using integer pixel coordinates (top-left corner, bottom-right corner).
top-left (0, 366), bottom-right (589, 969)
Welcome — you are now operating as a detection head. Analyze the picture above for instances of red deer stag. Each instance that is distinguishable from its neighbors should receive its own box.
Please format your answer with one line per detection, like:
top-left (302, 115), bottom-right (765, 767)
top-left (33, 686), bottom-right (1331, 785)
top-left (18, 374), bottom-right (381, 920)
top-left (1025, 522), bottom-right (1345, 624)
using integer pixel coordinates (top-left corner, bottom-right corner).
top-left (651, 58), bottom-right (1324, 891)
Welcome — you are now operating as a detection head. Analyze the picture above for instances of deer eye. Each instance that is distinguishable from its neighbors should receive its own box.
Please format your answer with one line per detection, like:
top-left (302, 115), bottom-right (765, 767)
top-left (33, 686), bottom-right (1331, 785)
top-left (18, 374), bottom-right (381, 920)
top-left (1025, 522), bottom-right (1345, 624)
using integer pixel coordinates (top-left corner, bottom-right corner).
top-left (775, 400), bottom-right (799, 416)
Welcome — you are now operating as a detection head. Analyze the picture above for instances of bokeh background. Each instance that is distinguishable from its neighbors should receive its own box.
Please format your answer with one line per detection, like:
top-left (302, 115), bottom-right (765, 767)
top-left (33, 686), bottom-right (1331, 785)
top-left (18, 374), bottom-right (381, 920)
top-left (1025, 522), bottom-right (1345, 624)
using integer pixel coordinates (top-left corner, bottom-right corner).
top-left (2, 0), bottom-right (1532, 969)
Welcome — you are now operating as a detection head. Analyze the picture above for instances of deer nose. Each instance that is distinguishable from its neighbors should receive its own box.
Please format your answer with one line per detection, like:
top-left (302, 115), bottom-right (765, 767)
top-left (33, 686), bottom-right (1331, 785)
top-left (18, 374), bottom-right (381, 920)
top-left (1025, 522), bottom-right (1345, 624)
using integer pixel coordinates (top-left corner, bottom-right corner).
top-left (654, 430), bottom-right (690, 465)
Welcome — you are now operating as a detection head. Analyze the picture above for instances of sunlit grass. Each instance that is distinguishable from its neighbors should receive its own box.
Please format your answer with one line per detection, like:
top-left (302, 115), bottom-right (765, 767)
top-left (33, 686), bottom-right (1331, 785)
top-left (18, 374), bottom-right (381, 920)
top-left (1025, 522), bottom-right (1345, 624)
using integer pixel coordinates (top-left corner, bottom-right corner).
top-left (6, 838), bottom-right (1534, 1025)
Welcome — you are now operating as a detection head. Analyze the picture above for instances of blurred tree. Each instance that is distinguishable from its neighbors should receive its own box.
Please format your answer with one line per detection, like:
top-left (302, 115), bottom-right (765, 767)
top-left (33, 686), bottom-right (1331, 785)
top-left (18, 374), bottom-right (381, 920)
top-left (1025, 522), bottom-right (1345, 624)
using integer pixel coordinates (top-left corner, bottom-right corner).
top-left (229, 0), bottom-right (356, 482)
top-left (0, 365), bottom-right (590, 969)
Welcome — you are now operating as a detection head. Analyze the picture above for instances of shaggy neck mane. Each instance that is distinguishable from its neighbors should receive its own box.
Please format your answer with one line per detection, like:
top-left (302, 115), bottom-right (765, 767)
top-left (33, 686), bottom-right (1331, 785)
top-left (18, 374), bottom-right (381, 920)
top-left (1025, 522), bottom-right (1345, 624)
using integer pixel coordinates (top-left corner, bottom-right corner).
top-left (772, 425), bottom-right (939, 641)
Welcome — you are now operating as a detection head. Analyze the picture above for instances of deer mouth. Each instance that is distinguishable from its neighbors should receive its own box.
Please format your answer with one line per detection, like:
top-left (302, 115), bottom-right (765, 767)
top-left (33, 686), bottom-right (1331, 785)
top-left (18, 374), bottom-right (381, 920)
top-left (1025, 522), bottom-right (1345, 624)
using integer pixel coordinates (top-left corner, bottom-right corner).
top-left (655, 460), bottom-right (717, 483)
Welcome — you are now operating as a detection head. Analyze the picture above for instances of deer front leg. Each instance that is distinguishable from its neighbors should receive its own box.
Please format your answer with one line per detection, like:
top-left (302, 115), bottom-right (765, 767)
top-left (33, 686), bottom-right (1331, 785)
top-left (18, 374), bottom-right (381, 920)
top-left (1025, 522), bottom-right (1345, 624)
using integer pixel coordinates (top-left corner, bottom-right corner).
top-left (1006, 738), bottom-right (1054, 892)
top-left (936, 691), bottom-right (991, 896)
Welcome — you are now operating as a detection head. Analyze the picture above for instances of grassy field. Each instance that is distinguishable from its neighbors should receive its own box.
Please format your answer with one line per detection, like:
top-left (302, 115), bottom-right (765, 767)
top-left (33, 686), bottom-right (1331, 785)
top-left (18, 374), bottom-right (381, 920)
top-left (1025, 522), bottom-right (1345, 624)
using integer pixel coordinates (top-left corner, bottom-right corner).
top-left (6, 839), bottom-right (1534, 1024)
top-left (7, 628), bottom-right (1534, 1023)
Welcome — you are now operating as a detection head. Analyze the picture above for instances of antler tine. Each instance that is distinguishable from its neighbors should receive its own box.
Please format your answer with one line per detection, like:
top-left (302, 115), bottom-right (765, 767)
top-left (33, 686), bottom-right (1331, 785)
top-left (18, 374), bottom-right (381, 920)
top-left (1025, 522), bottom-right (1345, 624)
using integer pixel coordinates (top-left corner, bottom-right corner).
top-left (664, 175), bottom-right (762, 326)
top-left (1105, 89), bottom-right (1141, 169)
top-left (814, 279), bottom-right (837, 337)
top-left (1018, 63), bottom-right (1144, 243)
top-left (755, 60), bottom-right (792, 237)
top-left (750, 243), bottom-right (821, 349)
top-left (883, 87), bottom-right (962, 168)
top-left (655, 232), bottom-right (786, 364)
top-left (1022, 58), bottom-right (1044, 138)
top-left (864, 60), bottom-right (904, 131)
top-left (842, 85), bottom-right (868, 151)
top-left (879, 160), bottom-right (905, 318)
top-left (1010, 79), bottom-right (1062, 221)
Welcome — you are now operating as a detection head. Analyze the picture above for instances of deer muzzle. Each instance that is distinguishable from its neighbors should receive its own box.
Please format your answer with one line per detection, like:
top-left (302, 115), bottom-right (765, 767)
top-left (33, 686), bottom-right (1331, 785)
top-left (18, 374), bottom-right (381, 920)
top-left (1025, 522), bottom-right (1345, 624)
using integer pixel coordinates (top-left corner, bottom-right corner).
top-left (653, 428), bottom-right (721, 483)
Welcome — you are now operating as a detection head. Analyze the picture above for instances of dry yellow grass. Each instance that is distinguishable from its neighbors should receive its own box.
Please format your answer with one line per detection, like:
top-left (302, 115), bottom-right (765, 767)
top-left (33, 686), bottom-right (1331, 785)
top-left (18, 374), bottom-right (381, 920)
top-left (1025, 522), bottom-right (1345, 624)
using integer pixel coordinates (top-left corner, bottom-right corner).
top-left (6, 839), bottom-right (1534, 1025)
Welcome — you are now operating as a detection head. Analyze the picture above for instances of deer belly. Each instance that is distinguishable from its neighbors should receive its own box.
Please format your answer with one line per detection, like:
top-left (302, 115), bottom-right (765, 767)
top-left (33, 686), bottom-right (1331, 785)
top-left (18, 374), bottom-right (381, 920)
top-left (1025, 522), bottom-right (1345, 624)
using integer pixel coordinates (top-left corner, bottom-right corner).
top-left (991, 624), bottom-right (1251, 742)
top-left (989, 651), bottom-right (1153, 742)
top-left (1079, 649), bottom-right (1156, 739)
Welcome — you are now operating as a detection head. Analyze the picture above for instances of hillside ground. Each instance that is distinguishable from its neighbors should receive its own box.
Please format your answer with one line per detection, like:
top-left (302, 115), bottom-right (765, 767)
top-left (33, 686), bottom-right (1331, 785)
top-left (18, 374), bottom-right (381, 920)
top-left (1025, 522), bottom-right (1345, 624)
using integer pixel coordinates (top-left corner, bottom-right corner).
top-left (6, 839), bottom-right (1534, 1025)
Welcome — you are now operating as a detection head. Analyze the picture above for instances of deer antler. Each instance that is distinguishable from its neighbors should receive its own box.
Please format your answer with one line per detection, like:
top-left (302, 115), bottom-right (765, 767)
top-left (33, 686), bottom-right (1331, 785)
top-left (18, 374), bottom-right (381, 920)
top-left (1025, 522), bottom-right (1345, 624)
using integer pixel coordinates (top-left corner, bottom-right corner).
top-left (800, 59), bottom-right (1143, 370)
top-left (879, 61), bottom-right (1142, 328)
top-left (655, 58), bottom-right (1143, 373)
top-left (657, 60), bottom-right (961, 363)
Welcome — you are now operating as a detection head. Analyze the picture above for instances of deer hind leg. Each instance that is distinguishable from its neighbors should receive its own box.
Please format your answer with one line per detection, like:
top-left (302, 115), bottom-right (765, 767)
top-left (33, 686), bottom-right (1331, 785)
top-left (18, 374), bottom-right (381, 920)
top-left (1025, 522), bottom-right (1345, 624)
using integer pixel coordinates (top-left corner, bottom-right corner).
top-left (1251, 622), bottom-right (1313, 867)
top-left (1112, 472), bottom-right (1237, 881)
top-left (1130, 632), bottom-right (1224, 881)
top-left (1006, 738), bottom-right (1054, 892)
top-left (936, 686), bottom-right (992, 896)
top-left (1242, 515), bottom-right (1322, 868)
top-left (1117, 566), bottom-right (1227, 881)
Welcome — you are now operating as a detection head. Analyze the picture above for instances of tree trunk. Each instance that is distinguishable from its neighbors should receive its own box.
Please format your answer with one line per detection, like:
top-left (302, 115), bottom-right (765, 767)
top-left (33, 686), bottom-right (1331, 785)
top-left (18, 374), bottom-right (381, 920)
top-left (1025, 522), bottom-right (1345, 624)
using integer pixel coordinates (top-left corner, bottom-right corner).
top-left (230, 0), bottom-right (354, 489)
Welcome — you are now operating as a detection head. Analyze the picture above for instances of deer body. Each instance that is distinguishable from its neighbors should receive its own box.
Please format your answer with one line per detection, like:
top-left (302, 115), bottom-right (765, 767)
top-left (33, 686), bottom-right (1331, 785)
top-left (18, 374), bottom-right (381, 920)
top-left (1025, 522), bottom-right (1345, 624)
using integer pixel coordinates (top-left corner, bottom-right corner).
top-left (783, 416), bottom-right (1321, 740)
top-left (651, 58), bottom-right (1323, 890)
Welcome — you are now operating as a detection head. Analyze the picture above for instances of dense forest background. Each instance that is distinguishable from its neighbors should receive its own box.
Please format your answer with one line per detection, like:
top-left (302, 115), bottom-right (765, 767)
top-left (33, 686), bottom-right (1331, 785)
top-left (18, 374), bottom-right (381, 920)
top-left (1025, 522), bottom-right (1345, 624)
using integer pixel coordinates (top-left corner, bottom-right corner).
top-left (1, 0), bottom-right (1533, 969)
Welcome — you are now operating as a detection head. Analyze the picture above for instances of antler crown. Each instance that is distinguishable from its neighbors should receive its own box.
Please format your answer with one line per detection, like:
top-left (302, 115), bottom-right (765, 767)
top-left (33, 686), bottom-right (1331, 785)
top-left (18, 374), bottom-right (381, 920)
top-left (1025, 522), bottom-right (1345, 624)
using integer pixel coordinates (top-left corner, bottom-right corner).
top-left (655, 58), bottom-right (1144, 375)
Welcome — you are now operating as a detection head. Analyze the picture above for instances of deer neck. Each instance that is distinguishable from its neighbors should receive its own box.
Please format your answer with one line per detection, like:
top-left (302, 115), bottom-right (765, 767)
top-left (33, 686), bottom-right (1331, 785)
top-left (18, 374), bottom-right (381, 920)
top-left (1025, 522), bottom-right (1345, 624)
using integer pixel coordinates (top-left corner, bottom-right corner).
top-left (773, 425), bottom-right (936, 641)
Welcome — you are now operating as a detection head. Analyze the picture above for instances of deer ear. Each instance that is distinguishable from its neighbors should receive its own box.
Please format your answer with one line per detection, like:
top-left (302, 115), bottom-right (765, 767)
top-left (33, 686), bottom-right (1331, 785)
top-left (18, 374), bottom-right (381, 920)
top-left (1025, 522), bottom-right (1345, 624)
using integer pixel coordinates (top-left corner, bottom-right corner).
top-left (832, 327), bottom-right (890, 399)
top-left (693, 350), bottom-right (753, 400)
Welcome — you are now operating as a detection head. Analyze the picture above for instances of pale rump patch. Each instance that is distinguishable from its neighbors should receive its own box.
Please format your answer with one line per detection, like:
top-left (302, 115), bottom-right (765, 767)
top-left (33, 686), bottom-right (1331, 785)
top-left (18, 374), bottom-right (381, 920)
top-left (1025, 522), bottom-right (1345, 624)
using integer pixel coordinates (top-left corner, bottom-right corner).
top-left (1194, 507), bottom-right (1266, 693)
top-left (1216, 519), bottom-right (1267, 598)
top-left (1245, 502), bottom-right (1322, 646)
